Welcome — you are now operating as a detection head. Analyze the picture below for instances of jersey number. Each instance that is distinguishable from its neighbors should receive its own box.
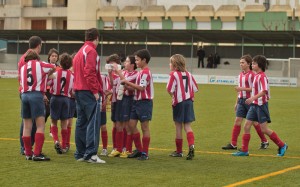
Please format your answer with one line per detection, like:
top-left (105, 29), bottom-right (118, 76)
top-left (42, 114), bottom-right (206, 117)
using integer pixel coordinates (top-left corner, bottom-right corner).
top-left (60, 77), bottom-right (66, 94)
top-left (182, 76), bottom-right (188, 93)
top-left (27, 68), bottom-right (34, 86)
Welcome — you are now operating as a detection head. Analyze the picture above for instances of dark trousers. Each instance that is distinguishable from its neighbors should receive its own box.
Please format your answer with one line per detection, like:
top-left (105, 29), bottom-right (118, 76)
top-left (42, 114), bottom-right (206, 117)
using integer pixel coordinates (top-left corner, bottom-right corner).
top-left (198, 57), bottom-right (204, 68)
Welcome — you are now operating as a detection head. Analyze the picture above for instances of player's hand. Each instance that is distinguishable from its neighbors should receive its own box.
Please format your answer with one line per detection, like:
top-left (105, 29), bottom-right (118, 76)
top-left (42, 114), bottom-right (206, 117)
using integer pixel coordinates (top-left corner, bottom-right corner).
top-left (234, 104), bottom-right (237, 112)
top-left (43, 95), bottom-right (49, 105)
top-left (94, 93), bottom-right (100, 101)
top-left (234, 86), bottom-right (241, 92)
top-left (245, 97), bottom-right (254, 105)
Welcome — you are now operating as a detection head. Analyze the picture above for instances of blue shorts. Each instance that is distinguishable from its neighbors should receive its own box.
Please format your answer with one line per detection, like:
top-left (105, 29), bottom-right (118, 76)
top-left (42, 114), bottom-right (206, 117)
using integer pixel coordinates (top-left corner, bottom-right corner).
top-left (130, 100), bottom-right (153, 122)
top-left (101, 111), bottom-right (107, 125)
top-left (21, 91), bottom-right (45, 119)
top-left (111, 102), bottom-right (117, 122)
top-left (236, 98), bottom-right (250, 118)
top-left (173, 99), bottom-right (195, 123)
top-left (50, 95), bottom-right (70, 120)
top-left (118, 95), bottom-right (134, 122)
top-left (68, 98), bottom-right (76, 118)
top-left (246, 103), bottom-right (271, 124)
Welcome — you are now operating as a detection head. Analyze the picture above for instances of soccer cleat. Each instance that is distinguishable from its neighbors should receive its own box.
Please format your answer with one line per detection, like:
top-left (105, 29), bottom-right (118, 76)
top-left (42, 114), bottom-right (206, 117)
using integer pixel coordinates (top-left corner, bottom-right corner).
top-left (25, 155), bottom-right (32, 160)
top-left (100, 149), bottom-right (108, 156)
top-left (232, 151), bottom-right (249, 156)
top-left (222, 143), bottom-right (237, 150)
top-left (137, 152), bottom-right (149, 161)
top-left (186, 145), bottom-right (195, 160)
top-left (169, 151), bottom-right (183, 157)
top-left (88, 155), bottom-right (106, 164)
top-left (128, 150), bottom-right (142, 158)
top-left (120, 151), bottom-right (130, 158)
top-left (54, 141), bottom-right (63, 154)
top-left (32, 153), bottom-right (51, 161)
top-left (108, 150), bottom-right (121, 157)
top-left (277, 143), bottom-right (288, 157)
top-left (259, 142), bottom-right (269, 149)
top-left (62, 146), bottom-right (70, 153)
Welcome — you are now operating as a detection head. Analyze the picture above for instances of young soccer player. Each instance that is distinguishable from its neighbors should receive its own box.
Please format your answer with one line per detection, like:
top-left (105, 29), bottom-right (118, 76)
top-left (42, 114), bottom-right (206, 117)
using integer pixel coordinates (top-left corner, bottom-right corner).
top-left (166, 54), bottom-right (198, 160)
top-left (121, 49), bottom-right (154, 161)
top-left (18, 36), bottom-right (42, 155)
top-left (99, 74), bottom-right (112, 156)
top-left (114, 55), bottom-right (138, 158)
top-left (233, 55), bottom-right (288, 157)
top-left (49, 53), bottom-right (74, 154)
top-left (222, 55), bottom-right (269, 150)
top-left (20, 50), bottom-right (55, 161)
top-left (106, 54), bottom-right (122, 157)
top-left (47, 48), bottom-right (60, 137)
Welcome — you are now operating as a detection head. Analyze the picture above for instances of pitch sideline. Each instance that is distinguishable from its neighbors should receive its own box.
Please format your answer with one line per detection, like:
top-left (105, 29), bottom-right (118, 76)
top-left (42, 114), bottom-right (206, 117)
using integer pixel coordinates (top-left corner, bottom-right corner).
top-left (223, 165), bottom-right (300, 187)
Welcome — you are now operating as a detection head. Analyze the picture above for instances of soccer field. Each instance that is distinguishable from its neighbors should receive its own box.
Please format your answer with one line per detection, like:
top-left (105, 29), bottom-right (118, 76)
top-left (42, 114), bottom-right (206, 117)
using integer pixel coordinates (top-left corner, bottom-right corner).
top-left (0, 78), bottom-right (299, 187)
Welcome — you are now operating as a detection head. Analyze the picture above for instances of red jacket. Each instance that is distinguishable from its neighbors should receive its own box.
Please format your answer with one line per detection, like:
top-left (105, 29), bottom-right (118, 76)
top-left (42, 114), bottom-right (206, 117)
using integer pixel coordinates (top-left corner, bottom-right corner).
top-left (73, 41), bottom-right (102, 94)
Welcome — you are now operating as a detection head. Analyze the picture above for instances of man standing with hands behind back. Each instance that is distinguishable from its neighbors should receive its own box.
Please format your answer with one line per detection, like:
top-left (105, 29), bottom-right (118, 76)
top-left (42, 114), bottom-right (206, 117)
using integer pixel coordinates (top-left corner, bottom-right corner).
top-left (73, 28), bottom-right (105, 163)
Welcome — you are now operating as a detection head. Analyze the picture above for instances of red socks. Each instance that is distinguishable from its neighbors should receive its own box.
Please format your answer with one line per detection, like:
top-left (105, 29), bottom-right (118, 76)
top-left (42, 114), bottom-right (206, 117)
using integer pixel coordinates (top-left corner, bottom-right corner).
top-left (126, 134), bottom-right (133, 153)
top-left (123, 128), bottom-right (127, 149)
top-left (66, 126), bottom-right (71, 147)
top-left (241, 133), bottom-right (250, 152)
top-left (187, 132), bottom-right (194, 147)
top-left (231, 125), bottom-right (241, 146)
top-left (112, 127), bottom-right (117, 149)
top-left (142, 136), bottom-right (150, 155)
top-left (61, 129), bottom-right (68, 149)
top-left (33, 133), bottom-right (44, 156)
top-left (101, 130), bottom-right (108, 149)
top-left (176, 139), bottom-right (183, 153)
top-left (22, 136), bottom-right (32, 156)
top-left (269, 131), bottom-right (285, 148)
top-left (51, 125), bottom-right (59, 142)
top-left (116, 131), bottom-right (124, 152)
top-left (254, 125), bottom-right (268, 143)
top-left (132, 132), bottom-right (142, 152)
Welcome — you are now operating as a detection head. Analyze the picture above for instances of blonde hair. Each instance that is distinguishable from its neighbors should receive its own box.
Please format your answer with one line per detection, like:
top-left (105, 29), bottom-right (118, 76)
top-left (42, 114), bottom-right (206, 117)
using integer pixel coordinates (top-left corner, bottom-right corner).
top-left (170, 54), bottom-right (186, 72)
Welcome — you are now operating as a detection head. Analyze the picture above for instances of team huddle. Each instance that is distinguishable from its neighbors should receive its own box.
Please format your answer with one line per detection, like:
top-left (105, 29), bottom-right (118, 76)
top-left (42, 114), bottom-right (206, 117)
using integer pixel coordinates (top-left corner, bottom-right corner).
top-left (18, 28), bottom-right (198, 163)
top-left (18, 28), bottom-right (287, 164)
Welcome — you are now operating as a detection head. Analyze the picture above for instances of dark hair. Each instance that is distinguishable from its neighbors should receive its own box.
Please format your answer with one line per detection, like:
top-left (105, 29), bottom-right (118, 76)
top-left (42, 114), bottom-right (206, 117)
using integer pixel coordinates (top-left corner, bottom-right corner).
top-left (106, 54), bottom-right (120, 64)
top-left (127, 55), bottom-right (137, 70)
top-left (252, 55), bottom-right (268, 72)
top-left (24, 50), bottom-right (40, 62)
top-left (28, 36), bottom-right (42, 49)
top-left (240, 54), bottom-right (252, 70)
top-left (134, 49), bottom-right (151, 64)
top-left (85, 28), bottom-right (99, 41)
top-left (47, 48), bottom-right (59, 63)
top-left (60, 53), bottom-right (73, 70)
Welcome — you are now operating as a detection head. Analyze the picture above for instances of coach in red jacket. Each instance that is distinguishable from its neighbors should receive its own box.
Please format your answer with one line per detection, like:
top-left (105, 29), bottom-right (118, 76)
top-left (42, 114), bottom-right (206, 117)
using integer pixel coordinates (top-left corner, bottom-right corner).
top-left (73, 28), bottom-right (105, 163)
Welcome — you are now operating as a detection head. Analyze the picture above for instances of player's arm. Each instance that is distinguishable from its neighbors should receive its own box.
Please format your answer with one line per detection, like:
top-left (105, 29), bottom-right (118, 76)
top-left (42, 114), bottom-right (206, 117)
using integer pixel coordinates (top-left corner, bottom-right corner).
top-left (235, 86), bottom-right (251, 92)
top-left (122, 79), bottom-right (145, 91)
top-left (245, 90), bottom-right (267, 105)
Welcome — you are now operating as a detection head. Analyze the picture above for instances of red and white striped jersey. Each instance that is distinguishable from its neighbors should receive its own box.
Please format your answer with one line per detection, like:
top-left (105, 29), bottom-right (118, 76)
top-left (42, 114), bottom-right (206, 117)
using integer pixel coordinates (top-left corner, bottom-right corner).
top-left (134, 67), bottom-right (154, 100)
top-left (251, 72), bottom-right (270, 105)
top-left (110, 73), bottom-right (120, 103)
top-left (238, 70), bottom-right (255, 99)
top-left (49, 69), bottom-right (74, 97)
top-left (101, 74), bottom-right (111, 112)
top-left (166, 71), bottom-right (198, 106)
top-left (124, 70), bottom-right (138, 96)
top-left (20, 60), bottom-right (55, 93)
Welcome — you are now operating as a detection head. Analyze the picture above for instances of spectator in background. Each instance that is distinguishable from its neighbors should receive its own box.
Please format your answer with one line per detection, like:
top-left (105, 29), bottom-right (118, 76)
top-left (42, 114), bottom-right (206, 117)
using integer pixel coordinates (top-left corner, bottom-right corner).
top-left (206, 54), bottom-right (213, 68)
top-left (213, 53), bottom-right (220, 69)
top-left (197, 46), bottom-right (205, 68)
